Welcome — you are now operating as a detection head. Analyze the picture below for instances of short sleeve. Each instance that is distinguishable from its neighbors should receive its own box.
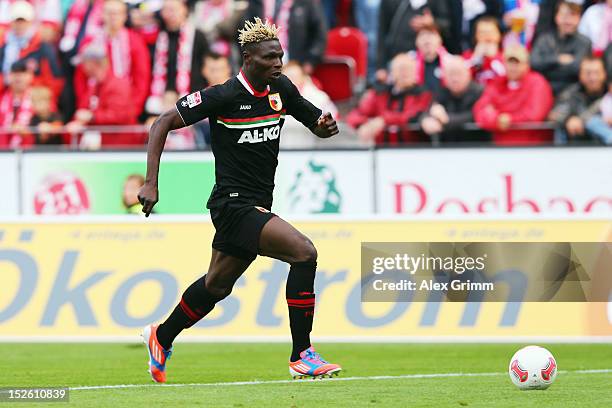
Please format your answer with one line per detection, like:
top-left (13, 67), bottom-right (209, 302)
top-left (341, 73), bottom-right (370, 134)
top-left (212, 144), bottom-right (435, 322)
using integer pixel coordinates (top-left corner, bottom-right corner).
top-left (281, 76), bottom-right (322, 129)
top-left (175, 85), bottom-right (228, 126)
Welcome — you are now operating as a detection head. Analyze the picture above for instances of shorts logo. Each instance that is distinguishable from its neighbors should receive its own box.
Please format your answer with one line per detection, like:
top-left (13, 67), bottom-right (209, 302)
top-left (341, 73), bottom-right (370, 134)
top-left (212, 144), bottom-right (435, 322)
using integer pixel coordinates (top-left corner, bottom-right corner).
top-left (254, 206), bottom-right (270, 213)
top-left (186, 91), bottom-right (202, 108)
top-left (268, 93), bottom-right (282, 111)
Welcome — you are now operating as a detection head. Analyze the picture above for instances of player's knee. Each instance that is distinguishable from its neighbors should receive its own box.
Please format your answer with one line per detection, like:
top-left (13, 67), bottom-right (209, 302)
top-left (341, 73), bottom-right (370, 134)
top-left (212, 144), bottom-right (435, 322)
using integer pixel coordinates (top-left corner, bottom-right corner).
top-left (293, 236), bottom-right (318, 263)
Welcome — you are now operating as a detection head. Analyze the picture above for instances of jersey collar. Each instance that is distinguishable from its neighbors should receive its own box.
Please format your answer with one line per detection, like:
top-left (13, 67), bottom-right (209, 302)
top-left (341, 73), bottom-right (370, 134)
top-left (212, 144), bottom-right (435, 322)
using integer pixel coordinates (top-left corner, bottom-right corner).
top-left (238, 70), bottom-right (270, 97)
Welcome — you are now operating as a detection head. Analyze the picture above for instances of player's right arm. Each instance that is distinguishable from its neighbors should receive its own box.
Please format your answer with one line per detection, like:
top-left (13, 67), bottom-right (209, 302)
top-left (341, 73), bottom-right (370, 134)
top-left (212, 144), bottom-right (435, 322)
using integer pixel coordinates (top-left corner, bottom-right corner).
top-left (139, 108), bottom-right (185, 217)
top-left (139, 85), bottom-right (230, 216)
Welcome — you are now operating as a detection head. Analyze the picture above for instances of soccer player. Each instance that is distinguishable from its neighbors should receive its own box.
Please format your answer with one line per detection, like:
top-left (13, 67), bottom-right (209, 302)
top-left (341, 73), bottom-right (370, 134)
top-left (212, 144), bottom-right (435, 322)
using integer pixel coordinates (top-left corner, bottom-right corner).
top-left (138, 18), bottom-right (342, 383)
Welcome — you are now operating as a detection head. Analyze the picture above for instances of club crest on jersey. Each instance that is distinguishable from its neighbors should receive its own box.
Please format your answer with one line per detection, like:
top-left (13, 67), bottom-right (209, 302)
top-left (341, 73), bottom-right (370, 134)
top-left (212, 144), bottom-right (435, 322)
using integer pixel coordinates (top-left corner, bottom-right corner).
top-left (186, 91), bottom-right (202, 108)
top-left (268, 93), bottom-right (282, 111)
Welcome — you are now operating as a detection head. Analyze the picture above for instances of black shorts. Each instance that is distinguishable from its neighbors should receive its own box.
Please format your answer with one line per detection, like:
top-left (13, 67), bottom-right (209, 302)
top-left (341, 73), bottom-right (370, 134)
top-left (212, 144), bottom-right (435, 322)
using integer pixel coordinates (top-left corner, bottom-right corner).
top-left (210, 199), bottom-right (276, 262)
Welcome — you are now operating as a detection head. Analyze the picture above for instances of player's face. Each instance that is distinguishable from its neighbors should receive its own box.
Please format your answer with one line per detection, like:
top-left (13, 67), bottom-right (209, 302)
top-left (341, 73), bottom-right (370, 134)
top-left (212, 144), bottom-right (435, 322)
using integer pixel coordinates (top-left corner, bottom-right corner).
top-left (246, 40), bottom-right (284, 84)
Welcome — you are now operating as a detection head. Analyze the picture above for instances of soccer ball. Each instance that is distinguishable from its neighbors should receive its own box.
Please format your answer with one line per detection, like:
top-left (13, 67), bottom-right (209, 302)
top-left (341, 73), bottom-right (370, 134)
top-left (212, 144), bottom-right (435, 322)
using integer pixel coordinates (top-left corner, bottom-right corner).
top-left (508, 346), bottom-right (558, 390)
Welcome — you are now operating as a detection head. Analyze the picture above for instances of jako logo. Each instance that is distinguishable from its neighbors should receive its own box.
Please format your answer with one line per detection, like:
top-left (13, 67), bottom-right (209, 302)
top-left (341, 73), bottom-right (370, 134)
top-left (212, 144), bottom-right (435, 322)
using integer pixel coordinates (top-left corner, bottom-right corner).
top-left (238, 126), bottom-right (280, 144)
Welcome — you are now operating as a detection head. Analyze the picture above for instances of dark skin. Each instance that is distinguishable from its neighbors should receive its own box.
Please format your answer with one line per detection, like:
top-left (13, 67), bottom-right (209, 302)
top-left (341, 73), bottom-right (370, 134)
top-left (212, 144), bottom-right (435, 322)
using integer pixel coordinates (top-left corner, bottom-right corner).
top-left (138, 39), bottom-right (338, 298)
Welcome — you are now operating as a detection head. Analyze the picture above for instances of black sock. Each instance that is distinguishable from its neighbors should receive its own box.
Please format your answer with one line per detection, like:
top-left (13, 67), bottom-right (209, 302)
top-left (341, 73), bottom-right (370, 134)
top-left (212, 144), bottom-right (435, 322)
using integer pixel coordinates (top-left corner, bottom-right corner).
top-left (156, 275), bottom-right (220, 350)
top-left (286, 261), bottom-right (316, 362)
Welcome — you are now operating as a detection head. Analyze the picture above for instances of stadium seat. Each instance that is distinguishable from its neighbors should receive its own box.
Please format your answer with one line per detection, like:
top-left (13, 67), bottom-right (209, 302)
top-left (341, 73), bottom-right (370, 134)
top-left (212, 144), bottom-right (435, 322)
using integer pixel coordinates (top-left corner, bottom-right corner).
top-left (312, 56), bottom-right (356, 102)
top-left (325, 27), bottom-right (368, 89)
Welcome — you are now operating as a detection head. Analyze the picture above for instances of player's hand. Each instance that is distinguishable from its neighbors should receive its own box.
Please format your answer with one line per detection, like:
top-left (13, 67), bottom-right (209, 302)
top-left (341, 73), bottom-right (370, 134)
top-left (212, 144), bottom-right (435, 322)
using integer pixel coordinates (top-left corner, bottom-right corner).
top-left (315, 112), bottom-right (339, 138)
top-left (138, 183), bottom-right (158, 217)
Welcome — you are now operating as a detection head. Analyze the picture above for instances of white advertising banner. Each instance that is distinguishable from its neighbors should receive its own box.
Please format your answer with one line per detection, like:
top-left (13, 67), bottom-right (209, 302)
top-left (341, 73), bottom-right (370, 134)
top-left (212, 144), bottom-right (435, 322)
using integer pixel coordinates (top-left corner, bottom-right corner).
top-left (274, 151), bottom-right (374, 214)
top-left (0, 153), bottom-right (19, 215)
top-left (375, 148), bottom-right (612, 216)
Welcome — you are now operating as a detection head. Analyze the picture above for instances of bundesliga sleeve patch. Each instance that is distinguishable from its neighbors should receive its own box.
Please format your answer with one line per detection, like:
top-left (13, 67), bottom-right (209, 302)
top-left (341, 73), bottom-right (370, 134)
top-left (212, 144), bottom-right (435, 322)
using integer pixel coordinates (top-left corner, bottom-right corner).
top-left (186, 91), bottom-right (202, 108)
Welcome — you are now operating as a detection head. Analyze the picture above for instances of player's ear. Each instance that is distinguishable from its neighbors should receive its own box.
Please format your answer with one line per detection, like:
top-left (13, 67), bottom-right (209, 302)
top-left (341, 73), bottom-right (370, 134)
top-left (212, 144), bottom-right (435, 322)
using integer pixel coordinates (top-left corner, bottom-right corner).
top-left (242, 48), bottom-right (252, 66)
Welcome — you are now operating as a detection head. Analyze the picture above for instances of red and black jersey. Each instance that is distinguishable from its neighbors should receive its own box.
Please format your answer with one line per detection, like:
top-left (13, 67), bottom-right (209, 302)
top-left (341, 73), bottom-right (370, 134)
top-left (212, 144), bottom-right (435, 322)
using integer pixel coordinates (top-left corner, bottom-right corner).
top-left (176, 71), bottom-right (322, 209)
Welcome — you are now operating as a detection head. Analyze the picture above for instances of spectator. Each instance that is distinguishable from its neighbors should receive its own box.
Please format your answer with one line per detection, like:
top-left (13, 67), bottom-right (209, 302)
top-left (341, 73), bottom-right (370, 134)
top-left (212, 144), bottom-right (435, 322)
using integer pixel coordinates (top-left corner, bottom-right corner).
top-left (280, 60), bottom-right (338, 148)
top-left (420, 56), bottom-right (488, 143)
top-left (549, 56), bottom-right (607, 142)
top-left (191, 0), bottom-right (248, 58)
top-left (584, 78), bottom-right (612, 144)
top-left (35, 0), bottom-right (63, 42)
top-left (147, 89), bottom-right (196, 150)
top-left (376, 0), bottom-right (450, 82)
top-left (463, 16), bottom-right (506, 85)
top-left (245, 0), bottom-right (328, 73)
top-left (534, 0), bottom-right (595, 41)
top-left (346, 53), bottom-right (432, 145)
top-left (0, 1), bottom-right (63, 96)
top-left (59, 0), bottom-right (105, 121)
top-left (30, 85), bottom-right (62, 145)
top-left (145, 0), bottom-right (209, 115)
top-left (447, 0), bottom-right (503, 54)
top-left (68, 43), bottom-right (140, 148)
top-left (604, 42), bottom-right (612, 79)
top-left (75, 0), bottom-right (151, 117)
top-left (60, 0), bottom-right (104, 55)
top-left (123, 173), bottom-right (146, 214)
top-left (0, 0), bottom-right (63, 42)
top-left (502, 0), bottom-right (542, 47)
top-left (321, 0), bottom-right (339, 29)
top-left (579, 0), bottom-right (612, 55)
top-left (473, 44), bottom-right (554, 145)
top-left (0, 60), bottom-right (34, 148)
top-left (414, 24), bottom-right (447, 97)
top-left (192, 52), bottom-right (234, 148)
top-left (202, 52), bottom-right (232, 86)
top-left (128, 0), bottom-right (163, 46)
top-left (531, 0), bottom-right (591, 94)
top-left (354, 0), bottom-right (380, 84)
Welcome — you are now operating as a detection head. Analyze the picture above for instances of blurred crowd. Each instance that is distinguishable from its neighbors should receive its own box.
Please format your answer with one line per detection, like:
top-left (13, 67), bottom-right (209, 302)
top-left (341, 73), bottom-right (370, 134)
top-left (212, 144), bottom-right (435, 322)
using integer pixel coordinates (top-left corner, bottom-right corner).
top-left (1, 0), bottom-right (612, 149)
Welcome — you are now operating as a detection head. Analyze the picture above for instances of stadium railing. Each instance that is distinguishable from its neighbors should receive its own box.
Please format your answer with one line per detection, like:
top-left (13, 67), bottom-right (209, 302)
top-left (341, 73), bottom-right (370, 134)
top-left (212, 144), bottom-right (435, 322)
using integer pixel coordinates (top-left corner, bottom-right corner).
top-left (0, 121), bottom-right (605, 150)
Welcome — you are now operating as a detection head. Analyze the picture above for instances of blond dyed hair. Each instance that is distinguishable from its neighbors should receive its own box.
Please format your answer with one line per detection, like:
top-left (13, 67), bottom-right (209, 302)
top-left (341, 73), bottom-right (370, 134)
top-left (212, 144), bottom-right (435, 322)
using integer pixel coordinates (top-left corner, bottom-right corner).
top-left (238, 17), bottom-right (280, 47)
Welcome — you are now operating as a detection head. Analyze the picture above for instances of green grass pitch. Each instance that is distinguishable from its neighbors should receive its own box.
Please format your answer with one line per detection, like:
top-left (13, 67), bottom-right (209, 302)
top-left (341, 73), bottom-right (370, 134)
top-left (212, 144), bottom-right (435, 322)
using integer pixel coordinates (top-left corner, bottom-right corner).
top-left (2, 343), bottom-right (611, 407)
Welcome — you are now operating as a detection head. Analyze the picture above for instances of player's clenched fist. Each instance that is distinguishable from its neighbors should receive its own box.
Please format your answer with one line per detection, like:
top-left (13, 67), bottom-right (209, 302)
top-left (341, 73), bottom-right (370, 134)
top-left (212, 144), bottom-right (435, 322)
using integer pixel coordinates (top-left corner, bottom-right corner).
top-left (138, 184), bottom-right (158, 217)
top-left (314, 112), bottom-right (339, 138)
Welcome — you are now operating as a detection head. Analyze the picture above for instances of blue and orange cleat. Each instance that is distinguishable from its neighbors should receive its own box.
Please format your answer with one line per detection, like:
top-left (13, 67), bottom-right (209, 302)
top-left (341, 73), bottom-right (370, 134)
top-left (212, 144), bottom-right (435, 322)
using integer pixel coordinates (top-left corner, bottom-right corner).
top-left (142, 325), bottom-right (172, 383)
top-left (289, 346), bottom-right (342, 379)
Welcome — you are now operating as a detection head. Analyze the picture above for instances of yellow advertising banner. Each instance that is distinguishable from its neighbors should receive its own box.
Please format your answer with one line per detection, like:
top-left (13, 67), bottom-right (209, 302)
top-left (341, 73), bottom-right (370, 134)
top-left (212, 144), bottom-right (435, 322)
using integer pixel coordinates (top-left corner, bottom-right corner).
top-left (1, 219), bottom-right (611, 340)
